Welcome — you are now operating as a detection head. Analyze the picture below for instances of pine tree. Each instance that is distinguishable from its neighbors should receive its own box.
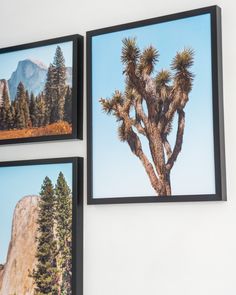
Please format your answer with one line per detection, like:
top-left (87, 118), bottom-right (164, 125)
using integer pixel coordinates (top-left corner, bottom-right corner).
top-left (14, 82), bottom-right (29, 129)
top-left (44, 64), bottom-right (56, 125)
top-left (6, 106), bottom-right (14, 130)
top-left (53, 46), bottom-right (67, 122)
top-left (55, 172), bottom-right (72, 295)
top-left (1, 82), bottom-right (11, 130)
top-left (8, 105), bottom-right (15, 129)
top-left (29, 93), bottom-right (38, 127)
top-left (24, 97), bottom-right (30, 128)
top-left (25, 90), bottom-right (31, 127)
top-left (32, 176), bottom-right (59, 295)
top-left (36, 94), bottom-right (46, 127)
top-left (14, 99), bottom-right (25, 129)
top-left (64, 86), bottom-right (72, 124)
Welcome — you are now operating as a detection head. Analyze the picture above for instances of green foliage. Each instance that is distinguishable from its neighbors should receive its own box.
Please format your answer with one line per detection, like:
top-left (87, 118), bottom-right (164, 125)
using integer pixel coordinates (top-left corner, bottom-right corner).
top-left (12, 82), bottom-right (31, 129)
top-left (139, 45), bottom-right (159, 75)
top-left (0, 45), bottom-right (72, 132)
top-left (64, 86), bottom-right (72, 124)
top-left (55, 172), bottom-right (72, 295)
top-left (31, 176), bottom-right (59, 294)
top-left (36, 94), bottom-right (46, 127)
top-left (52, 46), bottom-right (67, 122)
top-left (44, 64), bottom-right (56, 125)
top-left (31, 173), bottom-right (72, 294)
top-left (0, 82), bottom-right (11, 130)
top-left (121, 37), bottom-right (140, 65)
top-left (29, 93), bottom-right (38, 127)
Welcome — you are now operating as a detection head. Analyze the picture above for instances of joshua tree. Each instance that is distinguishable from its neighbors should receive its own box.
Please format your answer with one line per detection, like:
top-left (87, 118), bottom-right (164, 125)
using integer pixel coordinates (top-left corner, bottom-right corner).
top-left (100, 38), bottom-right (194, 196)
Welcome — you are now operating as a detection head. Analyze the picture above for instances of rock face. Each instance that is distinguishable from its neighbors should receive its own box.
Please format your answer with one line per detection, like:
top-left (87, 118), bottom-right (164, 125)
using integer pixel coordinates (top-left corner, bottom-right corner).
top-left (7, 59), bottom-right (72, 100)
top-left (0, 195), bottom-right (39, 295)
top-left (8, 59), bottom-right (48, 100)
top-left (0, 79), bottom-right (10, 106)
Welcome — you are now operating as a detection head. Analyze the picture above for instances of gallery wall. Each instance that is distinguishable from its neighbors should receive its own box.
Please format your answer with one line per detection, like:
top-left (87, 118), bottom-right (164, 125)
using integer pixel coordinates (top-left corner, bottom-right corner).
top-left (0, 0), bottom-right (235, 294)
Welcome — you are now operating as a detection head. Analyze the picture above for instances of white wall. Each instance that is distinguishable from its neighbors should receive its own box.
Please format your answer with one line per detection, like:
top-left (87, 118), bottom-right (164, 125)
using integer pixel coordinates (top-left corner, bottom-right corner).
top-left (0, 0), bottom-right (235, 294)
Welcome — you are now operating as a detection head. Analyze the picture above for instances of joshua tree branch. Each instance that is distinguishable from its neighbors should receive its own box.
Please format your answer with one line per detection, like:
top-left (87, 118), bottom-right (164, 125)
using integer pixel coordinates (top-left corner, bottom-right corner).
top-left (134, 96), bottom-right (149, 127)
top-left (166, 109), bottom-right (185, 171)
top-left (126, 127), bottom-right (162, 195)
top-left (162, 136), bottom-right (172, 160)
top-left (133, 121), bottom-right (146, 136)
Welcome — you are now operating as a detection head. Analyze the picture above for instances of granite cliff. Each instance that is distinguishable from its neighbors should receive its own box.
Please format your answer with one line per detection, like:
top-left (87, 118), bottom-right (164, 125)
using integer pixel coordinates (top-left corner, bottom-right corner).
top-left (0, 195), bottom-right (39, 295)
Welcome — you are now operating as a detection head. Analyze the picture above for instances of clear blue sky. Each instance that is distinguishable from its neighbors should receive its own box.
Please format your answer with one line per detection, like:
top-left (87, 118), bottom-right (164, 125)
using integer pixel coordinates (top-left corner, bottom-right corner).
top-left (0, 162), bottom-right (72, 264)
top-left (92, 13), bottom-right (216, 198)
top-left (0, 41), bottom-right (72, 80)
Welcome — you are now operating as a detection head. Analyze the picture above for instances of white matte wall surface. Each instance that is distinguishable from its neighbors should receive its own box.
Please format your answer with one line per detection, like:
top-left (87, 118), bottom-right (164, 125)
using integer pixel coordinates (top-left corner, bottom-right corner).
top-left (0, 0), bottom-right (235, 294)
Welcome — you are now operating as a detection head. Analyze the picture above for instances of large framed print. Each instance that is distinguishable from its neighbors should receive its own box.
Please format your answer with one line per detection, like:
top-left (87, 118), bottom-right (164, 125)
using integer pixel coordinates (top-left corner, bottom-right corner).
top-left (0, 34), bottom-right (83, 144)
top-left (0, 157), bottom-right (83, 295)
top-left (87, 6), bottom-right (226, 204)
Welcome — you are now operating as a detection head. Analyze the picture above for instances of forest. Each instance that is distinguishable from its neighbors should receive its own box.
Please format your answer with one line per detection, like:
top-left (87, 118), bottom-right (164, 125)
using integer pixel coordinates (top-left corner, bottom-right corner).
top-left (0, 46), bottom-right (72, 137)
top-left (31, 172), bottom-right (73, 294)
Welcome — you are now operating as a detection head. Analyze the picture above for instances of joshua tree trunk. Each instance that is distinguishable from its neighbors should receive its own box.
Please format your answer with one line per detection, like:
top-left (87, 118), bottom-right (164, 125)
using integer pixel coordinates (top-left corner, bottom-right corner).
top-left (100, 38), bottom-right (194, 196)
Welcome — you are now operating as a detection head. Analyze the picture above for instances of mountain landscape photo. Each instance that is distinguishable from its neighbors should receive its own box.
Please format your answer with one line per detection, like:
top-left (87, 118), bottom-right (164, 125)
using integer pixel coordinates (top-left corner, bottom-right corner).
top-left (0, 41), bottom-right (73, 140)
top-left (0, 163), bottom-right (73, 295)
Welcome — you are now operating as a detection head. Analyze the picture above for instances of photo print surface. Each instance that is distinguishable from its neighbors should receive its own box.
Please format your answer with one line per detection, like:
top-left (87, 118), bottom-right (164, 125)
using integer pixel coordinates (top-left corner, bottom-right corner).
top-left (0, 160), bottom-right (80, 295)
top-left (0, 36), bottom-right (81, 143)
top-left (88, 6), bottom-right (225, 202)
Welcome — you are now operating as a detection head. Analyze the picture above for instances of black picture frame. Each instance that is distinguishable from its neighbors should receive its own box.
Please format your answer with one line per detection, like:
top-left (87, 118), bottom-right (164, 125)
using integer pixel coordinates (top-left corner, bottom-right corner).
top-left (0, 34), bottom-right (83, 145)
top-left (0, 157), bottom-right (83, 294)
top-left (87, 5), bottom-right (226, 204)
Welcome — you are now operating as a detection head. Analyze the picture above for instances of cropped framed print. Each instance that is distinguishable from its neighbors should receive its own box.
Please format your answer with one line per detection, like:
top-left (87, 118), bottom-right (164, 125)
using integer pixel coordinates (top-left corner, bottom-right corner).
top-left (0, 34), bottom-right (83, 144)
top-left (87, 6), bottom-right (226, 204)
top-left (0, 157), bottom-right (83, 294)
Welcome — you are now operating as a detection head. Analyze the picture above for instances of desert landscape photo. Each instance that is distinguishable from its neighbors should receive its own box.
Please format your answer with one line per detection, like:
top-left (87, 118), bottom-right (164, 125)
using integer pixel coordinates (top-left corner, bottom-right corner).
top-left (91, 13), bottom-right (216, 198)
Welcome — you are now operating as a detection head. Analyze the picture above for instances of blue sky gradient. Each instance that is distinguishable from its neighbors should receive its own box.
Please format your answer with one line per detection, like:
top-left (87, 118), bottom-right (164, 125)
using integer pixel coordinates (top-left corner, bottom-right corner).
top-left (92, 13), bottom-right (216, 198)
top-left (0, 41), bottom-right (72, 80)
top-left (0, 163), bottom-right (72, 263)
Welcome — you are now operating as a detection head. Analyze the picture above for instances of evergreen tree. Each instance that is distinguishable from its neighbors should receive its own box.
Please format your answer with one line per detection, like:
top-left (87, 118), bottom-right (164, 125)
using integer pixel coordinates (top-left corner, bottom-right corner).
top-left (14, 82), bottom-right (29, 129)
top-left (64, 86), bottom-right (72, 124)
top-left (36, 94), bottom-right (46, 127)
top-left (53, 46), bottom-right (67, 122)
top-left (29, 93), bottom-right (38, 127)
top-left (32, 176), bottom-right (59, 294)
top-left (55, 172), bottom-right (72, 295)
top-left (25, 90), bottom-right (31, 127)
top-left (14, 99), bottom-right (25, 129)
top-left (8, 105), bottom-right (15, 129)
top-left (25, 90), bottom-right (30, 105)
top-left (9, 103), bottom-right (16, 129)
top-left (1, 82), bottom-right (11, 130)
top-left (44, 64), bottom-right (56, 125)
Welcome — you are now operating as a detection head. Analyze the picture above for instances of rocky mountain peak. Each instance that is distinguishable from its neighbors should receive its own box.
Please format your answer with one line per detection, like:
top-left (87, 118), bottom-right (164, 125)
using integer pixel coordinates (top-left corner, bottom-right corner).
top-left (8, 59), bottom-right (48, 100)
top-left (0, 195), bottom-right (39, 295)
top-left (6, 59), bottom-right (72, 100)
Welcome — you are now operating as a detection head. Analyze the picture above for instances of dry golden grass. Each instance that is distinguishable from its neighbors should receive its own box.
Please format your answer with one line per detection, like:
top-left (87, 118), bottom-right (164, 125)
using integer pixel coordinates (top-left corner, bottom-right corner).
top-left (0, 121), bottom-right (72, 140)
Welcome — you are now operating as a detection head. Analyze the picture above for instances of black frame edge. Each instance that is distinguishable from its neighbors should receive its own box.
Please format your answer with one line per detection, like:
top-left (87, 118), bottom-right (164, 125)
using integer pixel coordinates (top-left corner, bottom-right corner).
top-left (87, 5), bottom-right (226, 205)
top-left (0, 157), bottom-right (84, 295)
top-left (0, 34), bottom-right (84, 145)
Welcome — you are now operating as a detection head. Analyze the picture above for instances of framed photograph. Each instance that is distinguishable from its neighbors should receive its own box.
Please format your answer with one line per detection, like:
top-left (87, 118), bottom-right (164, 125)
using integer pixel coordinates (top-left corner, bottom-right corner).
top-left (0, 34), bottom-right (83, 144)
top-left (87, 5), bottom-right (226, 204)
top-left (0, 157), bottom-right (83, 294)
